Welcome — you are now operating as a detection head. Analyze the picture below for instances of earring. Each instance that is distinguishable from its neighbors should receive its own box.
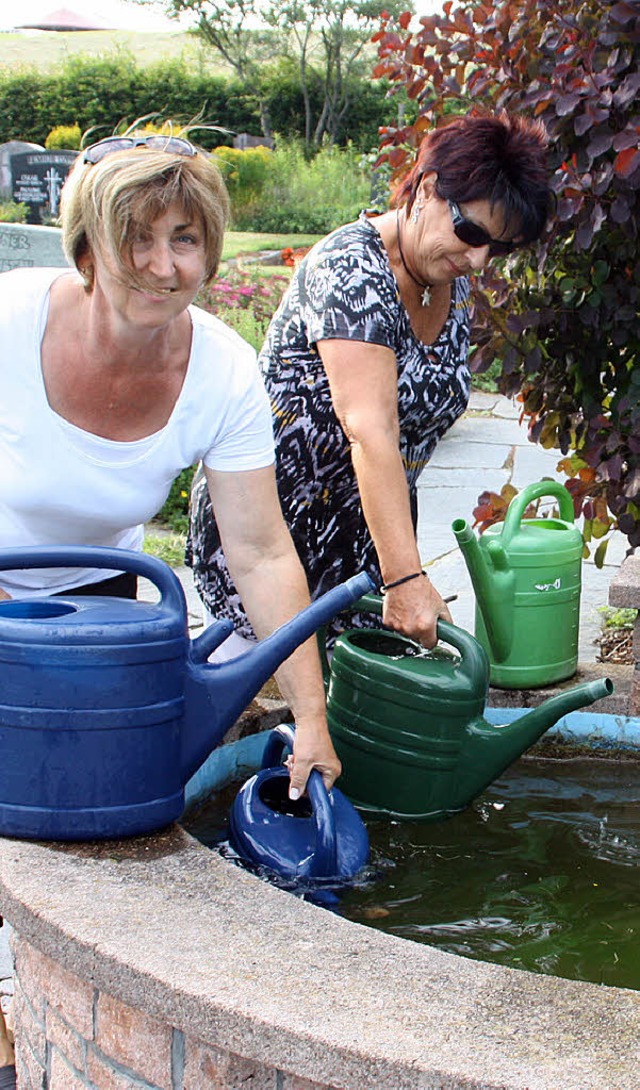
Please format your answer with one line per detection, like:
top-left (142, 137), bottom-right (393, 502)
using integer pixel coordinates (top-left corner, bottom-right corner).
top-left (410, 200), bottom-right (423, 224)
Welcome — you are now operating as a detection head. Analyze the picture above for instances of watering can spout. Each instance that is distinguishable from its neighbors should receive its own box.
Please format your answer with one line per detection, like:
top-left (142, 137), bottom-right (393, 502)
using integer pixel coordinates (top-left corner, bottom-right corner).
top-left (452, 518), bottom-right (514, 662)
top-left (458, 676), bottom-right (614, 804)
top-left (181, 572), bottom-right (374, 782)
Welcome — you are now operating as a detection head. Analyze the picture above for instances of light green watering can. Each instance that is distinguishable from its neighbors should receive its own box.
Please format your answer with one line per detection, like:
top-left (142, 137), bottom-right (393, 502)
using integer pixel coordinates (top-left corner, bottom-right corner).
top-left (452, 480), bottom-right (583, 689)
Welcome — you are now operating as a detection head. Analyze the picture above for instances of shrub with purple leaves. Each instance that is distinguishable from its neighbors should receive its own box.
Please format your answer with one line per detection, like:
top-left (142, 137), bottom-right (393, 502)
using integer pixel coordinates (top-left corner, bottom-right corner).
top-left (374, 0), bottom-right (640, 562)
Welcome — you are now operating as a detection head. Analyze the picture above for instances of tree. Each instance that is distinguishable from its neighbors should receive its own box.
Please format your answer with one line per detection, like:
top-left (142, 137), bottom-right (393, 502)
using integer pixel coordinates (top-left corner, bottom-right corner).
top-left (374, 0), bottom-right (640, 560)
top-left (269, 0), bottom-right (411, 149)
top-left (150, 0), bottom-right (283, 139)
top-left (144, 0), bottom-right (411, 150)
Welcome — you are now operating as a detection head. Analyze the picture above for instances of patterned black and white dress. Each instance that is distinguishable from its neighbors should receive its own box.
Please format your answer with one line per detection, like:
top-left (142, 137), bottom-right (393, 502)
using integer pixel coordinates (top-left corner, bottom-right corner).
top-left (187, 212), bottom-right (471, 640)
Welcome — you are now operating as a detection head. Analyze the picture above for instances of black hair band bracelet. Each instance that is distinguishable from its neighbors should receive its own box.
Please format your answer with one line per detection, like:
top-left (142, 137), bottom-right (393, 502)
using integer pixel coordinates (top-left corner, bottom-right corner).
top-left (380, 570), bottom-right (426, 594)
top-left (379, 573), bottom-right (459, 605)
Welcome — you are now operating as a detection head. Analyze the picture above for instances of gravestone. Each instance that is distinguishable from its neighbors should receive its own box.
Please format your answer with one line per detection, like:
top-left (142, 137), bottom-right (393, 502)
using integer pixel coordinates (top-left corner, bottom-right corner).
top-left (232, 133), bottom-right (274, 150)
top-left (10, 150), bottom-right (78, 224)
top-left (0, 140), bottom-right (44, 201)
top-left (0, 223), bottom-right (68, 273)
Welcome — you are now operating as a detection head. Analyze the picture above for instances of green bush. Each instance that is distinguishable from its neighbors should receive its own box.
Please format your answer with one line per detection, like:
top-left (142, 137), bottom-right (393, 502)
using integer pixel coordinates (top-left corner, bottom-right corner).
top-left (0, 55), bottom-right (243, 148)
top-left (197, 268), bottom-right (290, 351)
top-left (45, 122), bottom-right (82, 149)
top-left (144, 533), bottom-right (187, 567)
top-left (0, 201), bottom-right (28, 223)
top-left (598, 606), bottom-right (638, 631)
top-left (231, 140), bottom-right (371, 234)
top-left (155, 466), bottom-right (195, 534)
top-left (0, 52), bottom-right (393, 154)
top-left (212, 145), bottom-right (273, 225)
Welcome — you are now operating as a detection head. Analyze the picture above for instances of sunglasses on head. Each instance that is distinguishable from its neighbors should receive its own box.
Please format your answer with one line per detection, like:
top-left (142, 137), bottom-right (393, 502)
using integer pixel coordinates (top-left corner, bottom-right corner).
top-left (83, 134), bottom-right (198, 165)
top-left (447, 198), bottom-right (519, 257)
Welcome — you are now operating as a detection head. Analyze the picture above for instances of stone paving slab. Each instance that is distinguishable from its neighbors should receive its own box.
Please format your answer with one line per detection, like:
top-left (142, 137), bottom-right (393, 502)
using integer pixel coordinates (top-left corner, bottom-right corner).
top-left (444, 413), bottom-right (527, 445)
top-left (426, 438), bottom-right (509, 469)
top-left (511, 444), bottom-right (565, 486)
top-left (418, 467), bottom-right (508, 495)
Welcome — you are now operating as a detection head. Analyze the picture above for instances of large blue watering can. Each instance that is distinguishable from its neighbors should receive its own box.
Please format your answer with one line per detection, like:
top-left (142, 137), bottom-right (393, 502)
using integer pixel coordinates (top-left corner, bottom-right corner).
top-left (229, 724), bottom-right (369, 886)
top-left (0, 547), bottom-right (373, 841)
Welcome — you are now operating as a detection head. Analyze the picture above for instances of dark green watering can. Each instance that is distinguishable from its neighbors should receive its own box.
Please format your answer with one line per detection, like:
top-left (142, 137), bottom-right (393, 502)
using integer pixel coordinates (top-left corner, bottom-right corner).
top-left (324, 595), bottom-right (612, 820)
top-left (453, 480), bottom-right (583, 688)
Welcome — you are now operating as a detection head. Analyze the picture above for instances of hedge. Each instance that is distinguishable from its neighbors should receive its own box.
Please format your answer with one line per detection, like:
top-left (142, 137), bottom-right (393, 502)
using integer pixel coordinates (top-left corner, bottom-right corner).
top-left (0, 53), bottom-right (396, 151)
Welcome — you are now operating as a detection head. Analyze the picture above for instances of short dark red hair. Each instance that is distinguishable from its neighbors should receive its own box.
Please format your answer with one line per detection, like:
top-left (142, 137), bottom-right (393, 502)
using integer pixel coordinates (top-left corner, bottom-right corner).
top-left (394, 110), bottom-right (552, 245)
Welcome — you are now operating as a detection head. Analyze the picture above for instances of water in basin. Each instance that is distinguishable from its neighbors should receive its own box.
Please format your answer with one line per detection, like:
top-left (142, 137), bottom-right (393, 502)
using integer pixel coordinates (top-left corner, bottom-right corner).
top-left (188, 754), bottom-right (640, 990)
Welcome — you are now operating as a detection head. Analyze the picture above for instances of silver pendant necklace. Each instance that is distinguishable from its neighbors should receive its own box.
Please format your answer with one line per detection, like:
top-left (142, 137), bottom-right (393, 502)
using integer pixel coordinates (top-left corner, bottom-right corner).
top-left (396, 207), bottom-right (431, 307)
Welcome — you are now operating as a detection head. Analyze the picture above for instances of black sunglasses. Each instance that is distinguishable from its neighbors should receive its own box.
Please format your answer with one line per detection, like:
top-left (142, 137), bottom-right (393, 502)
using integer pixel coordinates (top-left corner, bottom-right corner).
top-left (447, 198), bottom-right (519, 257)
top-left (83, 135), bottom-right (197, 165)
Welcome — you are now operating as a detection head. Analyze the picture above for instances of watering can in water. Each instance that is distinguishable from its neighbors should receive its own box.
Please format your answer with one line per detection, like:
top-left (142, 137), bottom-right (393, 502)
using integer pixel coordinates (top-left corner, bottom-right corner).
top-left (452, 480), bottom-right (584, 688)
top-left (0, 546), bottom-right (373, 841)
top-left (229, 723), bottom-right (369, 887)
top-left (325, 601), bottom-right (612, 820)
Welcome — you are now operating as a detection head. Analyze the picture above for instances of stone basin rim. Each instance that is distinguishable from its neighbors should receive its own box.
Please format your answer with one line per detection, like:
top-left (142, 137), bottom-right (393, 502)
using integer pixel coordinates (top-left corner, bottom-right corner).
top-left (1, 785), bottom-right (640, 1090)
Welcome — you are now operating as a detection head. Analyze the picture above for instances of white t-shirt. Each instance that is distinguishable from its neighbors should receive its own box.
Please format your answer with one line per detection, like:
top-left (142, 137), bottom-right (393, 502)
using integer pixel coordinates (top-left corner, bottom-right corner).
top-left (0, 267), bottom-right (275, 597)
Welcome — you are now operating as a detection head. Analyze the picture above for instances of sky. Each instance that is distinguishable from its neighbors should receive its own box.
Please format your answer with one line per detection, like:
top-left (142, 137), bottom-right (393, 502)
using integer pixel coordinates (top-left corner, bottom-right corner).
top-left (0, 0), bottom-right (446, 34)
top-left (0, 1), bottom-right (182, 32)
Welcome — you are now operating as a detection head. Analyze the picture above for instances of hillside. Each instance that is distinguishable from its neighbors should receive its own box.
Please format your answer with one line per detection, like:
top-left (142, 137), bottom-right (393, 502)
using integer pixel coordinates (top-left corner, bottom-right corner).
top-left (0, 28), bottom-right (229, 73)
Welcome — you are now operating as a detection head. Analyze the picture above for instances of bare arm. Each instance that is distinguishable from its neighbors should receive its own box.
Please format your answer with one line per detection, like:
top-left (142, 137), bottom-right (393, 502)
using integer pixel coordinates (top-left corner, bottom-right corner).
top-left (204, 464), bottom-right (340, 797)
top-left (0, 1006), bottom-right (14, 1068)
top-left (318, 338), bottom-right (451, 648)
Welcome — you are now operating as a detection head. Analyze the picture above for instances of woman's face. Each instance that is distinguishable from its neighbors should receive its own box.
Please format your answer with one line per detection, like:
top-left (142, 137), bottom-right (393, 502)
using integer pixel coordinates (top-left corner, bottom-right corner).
top-left (89, 201), bottom-right (207, 328)
top-left (411, 175), bottom-right (519, 285)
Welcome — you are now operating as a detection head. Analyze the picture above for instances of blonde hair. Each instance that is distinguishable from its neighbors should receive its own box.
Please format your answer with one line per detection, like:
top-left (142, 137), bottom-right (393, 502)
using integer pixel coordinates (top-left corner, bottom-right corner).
top-left (61, 146), bottom-right (230, 291)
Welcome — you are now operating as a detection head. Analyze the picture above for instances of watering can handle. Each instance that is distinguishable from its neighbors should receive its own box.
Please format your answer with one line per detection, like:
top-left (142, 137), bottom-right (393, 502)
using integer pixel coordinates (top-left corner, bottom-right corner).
top-left (318, 590), bottom-right (463, 685)
top-left (501, 481), bottom-right (575, 547)
top-left (261, 723), bottom-right (296, 768)
top-left (261, 725), bottom-right (337, 877)
top-left (436, 617), bottom-right (488, 666)
top-left (0, 545), bottom-right (185, 615)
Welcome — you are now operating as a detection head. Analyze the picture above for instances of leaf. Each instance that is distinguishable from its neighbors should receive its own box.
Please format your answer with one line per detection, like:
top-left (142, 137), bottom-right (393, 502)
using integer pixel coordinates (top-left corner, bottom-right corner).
top-left (612, 72), bottom-right (640, 109)
top-left (593, 540), bottom-right (609, 569)
top-left (556, 92), bottom-right (582, 116)
top-left (556, 195), bottom-right (584, 221)
top-left (587, 128), bottom-right (614, 158)
top-left (614, 147), bottom-right (640, 177)
top-left (613, 128), bottom-right (640, 152)
top-left (574, 112), bottom-right (593, 137)
top-left (610, 2), bottom-right (638, 25)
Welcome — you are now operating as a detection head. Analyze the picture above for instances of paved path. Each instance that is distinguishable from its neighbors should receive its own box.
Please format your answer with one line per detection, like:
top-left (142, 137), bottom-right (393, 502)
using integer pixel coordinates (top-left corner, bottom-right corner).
top-left (0, 389), bottom-right (629, 991)
top-left (155, 388), bottom-right (627, 661)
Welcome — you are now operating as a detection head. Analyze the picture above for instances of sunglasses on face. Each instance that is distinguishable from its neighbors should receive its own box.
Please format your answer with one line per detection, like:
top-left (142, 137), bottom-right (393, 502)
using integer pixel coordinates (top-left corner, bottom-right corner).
top-left (83, 134), bottom-right (198, 165)
top-left (447, 198), bottom-right (519, 257)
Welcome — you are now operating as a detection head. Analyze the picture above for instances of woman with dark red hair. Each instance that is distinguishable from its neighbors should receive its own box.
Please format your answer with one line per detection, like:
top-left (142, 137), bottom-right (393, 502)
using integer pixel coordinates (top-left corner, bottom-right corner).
top-left (189, 112), bottom-right (552, 651)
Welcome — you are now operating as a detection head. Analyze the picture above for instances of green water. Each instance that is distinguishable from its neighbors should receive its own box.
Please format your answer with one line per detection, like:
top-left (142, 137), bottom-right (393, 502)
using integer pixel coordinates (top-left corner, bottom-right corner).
top-left (188, 757), bottom-right (640, 990)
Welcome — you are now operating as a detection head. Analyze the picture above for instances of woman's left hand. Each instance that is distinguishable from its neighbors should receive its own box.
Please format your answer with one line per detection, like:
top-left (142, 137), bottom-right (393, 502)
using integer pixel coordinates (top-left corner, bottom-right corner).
top-left (286, 719), bottom-right (342, 799)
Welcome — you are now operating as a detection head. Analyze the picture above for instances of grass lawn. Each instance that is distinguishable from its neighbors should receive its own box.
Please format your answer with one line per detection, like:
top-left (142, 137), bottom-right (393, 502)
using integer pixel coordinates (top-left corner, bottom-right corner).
top-left (221, 232), bottom-right (321, 260)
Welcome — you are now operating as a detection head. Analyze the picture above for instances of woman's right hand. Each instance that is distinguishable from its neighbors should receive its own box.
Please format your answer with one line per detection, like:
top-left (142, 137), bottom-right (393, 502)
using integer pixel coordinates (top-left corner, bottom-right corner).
top-left (0, 588), bottom-right (11, 601)
top-left (381, 573), bottom-right (452, 649)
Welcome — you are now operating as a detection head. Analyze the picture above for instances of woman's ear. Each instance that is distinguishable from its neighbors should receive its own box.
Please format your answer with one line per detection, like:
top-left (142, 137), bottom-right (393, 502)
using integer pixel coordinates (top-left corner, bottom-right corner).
top-left (419, 171), bottom-right (438, 202)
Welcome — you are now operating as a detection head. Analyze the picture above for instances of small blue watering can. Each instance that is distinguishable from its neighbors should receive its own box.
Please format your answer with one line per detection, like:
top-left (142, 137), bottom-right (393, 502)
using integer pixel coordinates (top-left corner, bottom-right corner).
top-left (0, 546), bottom-right (373, 841)
top-left (229, 724), bottom-right (369, 886)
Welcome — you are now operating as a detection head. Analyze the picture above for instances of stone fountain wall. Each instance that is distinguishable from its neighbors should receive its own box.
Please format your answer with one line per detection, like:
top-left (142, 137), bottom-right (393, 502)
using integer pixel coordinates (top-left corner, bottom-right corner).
top-left (1, 608), bottom-right (639, 1089)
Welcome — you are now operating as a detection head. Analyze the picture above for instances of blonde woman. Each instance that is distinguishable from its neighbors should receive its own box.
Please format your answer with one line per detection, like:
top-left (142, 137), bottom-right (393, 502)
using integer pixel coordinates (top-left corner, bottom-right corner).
top-left (0, 135), bottom-right (339, 798)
